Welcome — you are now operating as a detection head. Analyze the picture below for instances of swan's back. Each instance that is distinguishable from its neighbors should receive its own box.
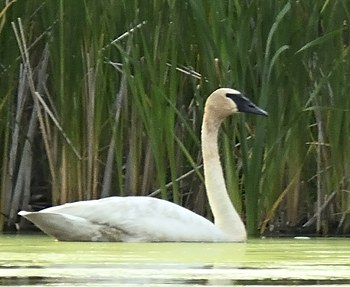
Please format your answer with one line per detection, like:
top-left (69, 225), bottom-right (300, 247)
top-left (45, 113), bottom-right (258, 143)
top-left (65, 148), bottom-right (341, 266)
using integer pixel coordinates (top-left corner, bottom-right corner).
top-left (20, 197), bottom-right (229, 242)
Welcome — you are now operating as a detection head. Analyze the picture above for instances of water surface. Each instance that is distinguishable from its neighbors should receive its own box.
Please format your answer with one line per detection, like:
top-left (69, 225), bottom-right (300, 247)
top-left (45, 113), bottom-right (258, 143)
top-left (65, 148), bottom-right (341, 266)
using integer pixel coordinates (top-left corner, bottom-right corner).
top-left (1, 234), bottom-right (349, 286)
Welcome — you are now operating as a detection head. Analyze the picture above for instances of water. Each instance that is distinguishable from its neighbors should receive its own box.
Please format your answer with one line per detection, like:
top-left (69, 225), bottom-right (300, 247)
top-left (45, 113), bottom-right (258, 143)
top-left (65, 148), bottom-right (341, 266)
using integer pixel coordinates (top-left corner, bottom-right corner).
top-left (1, 234), bottom-right (350, 286)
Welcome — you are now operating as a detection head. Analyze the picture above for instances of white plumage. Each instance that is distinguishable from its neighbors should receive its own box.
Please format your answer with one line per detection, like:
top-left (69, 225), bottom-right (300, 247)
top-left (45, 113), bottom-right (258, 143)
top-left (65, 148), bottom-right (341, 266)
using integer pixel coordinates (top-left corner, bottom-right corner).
top-left (19, 197), bottom-right (227, 242)
top-left (19, 88), bottom-right (267, 242)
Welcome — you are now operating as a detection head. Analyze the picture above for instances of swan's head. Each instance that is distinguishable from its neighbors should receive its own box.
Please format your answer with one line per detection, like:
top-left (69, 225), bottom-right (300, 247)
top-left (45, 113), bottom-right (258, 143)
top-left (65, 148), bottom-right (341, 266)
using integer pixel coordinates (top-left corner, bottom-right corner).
top-left (205, 88), bottom-right (268, 119)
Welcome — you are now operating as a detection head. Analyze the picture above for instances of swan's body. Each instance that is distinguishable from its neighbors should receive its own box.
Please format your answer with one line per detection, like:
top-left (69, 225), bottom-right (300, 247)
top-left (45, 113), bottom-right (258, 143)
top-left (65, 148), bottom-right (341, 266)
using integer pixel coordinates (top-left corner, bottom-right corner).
top-left (19, 197), bottom-right (228, 242)
top-left (19, 88), bottom-right (267, 242)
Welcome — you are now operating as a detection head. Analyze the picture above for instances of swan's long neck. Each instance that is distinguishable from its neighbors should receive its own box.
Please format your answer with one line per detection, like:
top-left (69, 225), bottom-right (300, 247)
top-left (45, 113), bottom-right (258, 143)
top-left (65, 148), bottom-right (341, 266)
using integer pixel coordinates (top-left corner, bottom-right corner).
top-left (201, 113), bottom-right (247, 241)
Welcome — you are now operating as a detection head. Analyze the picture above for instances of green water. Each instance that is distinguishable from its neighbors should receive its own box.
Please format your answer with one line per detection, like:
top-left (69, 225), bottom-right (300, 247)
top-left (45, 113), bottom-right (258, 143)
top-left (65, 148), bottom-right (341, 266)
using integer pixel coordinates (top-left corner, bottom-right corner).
top-left (0, 235), bottom-right (349, 286)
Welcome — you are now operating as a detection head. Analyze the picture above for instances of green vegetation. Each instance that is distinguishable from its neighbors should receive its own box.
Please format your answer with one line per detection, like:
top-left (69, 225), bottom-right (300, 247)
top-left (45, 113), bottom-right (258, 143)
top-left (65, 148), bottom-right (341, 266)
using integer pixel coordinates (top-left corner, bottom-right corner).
top-left (1, 0), bottom-right (349, 236)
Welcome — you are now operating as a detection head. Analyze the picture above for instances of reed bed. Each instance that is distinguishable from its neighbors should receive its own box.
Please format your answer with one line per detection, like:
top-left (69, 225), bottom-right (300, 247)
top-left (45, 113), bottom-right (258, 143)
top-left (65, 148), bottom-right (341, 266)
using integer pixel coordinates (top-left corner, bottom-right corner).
top-left (0, 0), bottom-right (349, 236)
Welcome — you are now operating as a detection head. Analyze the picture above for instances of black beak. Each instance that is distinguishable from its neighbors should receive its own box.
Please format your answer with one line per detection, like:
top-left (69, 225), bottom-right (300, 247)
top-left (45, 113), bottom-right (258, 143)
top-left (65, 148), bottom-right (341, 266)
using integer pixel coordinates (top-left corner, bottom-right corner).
top-left (227, 93), bottom-right (268, 116)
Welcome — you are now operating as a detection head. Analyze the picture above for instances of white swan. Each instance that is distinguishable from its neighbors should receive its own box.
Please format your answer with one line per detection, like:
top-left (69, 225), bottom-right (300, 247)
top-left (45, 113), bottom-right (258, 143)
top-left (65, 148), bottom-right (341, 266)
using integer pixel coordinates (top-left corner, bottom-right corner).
top-left (19, 88), bottom-right (267, 242)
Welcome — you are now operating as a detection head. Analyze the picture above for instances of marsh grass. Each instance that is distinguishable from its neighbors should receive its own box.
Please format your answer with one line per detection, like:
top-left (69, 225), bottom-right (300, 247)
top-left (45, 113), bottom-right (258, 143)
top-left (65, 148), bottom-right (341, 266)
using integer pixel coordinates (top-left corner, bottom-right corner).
top-left (1, 0), bottom-right (349, 236)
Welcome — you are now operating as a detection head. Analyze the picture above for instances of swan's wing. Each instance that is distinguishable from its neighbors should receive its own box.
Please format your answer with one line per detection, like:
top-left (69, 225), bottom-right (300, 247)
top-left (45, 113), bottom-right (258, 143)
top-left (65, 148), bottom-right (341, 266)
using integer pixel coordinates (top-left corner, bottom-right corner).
top-left (19, 197), bottom-right (229, 242)
top-left (18, 211), bottom-right (122, 241)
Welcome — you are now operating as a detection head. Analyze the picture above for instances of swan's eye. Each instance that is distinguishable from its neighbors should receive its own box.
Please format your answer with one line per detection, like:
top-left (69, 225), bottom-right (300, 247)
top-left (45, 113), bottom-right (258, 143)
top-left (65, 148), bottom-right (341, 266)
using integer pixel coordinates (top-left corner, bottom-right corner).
top-left (226, 93), bottom-right (241, 98)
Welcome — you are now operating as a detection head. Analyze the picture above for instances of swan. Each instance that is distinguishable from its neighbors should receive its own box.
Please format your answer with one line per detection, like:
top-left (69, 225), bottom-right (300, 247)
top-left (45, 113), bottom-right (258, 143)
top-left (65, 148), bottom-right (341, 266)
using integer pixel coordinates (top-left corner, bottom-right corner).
top-left (18, 88), bottom-right (267, 242)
